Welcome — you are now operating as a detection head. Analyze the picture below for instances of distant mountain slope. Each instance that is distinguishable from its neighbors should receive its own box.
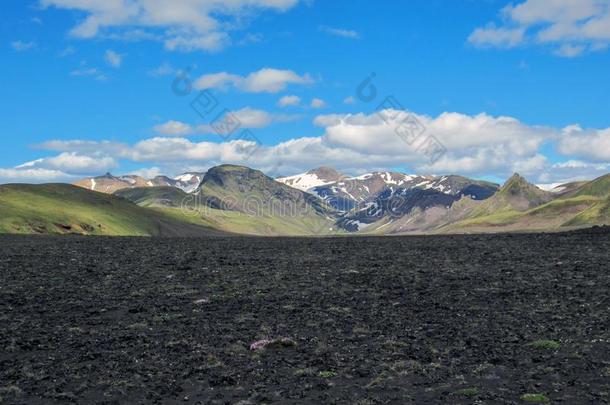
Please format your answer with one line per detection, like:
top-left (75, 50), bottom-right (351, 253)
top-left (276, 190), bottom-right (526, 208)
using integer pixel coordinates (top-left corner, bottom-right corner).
top-left (0, 184), bottom-right (225, 236)
top-left (566, 174), bottom-right (610, 198)
top-left (443, 174), bottom-right (610, 233)
top-left (74, 172), bottom-right (205, 194)
top-left (467, 173), bottom-right (553, 217)
top-left (192, 165), bottom-right (339, 235)
top-left (5, 167), bottom-right (610, 237)
top-left (115, 186), bottom-right (188, 208)
top-left (74, 173), bottom-right (149, 194)
top-left (150, 172), bottom-right (204, 193)
top-left (309, 172), bottom-right (499, 212)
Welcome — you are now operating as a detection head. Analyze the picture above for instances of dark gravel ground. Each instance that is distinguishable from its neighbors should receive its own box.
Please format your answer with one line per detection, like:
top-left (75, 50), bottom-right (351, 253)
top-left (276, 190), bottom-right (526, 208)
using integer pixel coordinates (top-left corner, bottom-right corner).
top-left (0, 230), bottom-right (609, 404)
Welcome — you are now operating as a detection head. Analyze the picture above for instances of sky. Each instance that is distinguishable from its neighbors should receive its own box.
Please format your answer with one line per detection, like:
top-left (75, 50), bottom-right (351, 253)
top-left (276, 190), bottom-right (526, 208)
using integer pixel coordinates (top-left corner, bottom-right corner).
top-left (1, 0), bottom-right (610, 185)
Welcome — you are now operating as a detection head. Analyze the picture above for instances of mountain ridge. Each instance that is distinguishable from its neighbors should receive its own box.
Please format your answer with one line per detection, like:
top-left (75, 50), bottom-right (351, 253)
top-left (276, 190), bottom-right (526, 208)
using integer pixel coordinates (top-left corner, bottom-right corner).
top-left (4, 165), bottom-right (609, 236)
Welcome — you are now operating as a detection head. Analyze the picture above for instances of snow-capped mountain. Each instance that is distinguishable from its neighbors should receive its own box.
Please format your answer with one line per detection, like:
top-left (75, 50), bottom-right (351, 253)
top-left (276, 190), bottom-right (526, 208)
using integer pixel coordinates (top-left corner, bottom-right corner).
top-left (150, 172), bottom-right (204, 193)
top-left (305, 172), bottom-right (499, 212)
top-left (276, 167), bottom-right (344, 192)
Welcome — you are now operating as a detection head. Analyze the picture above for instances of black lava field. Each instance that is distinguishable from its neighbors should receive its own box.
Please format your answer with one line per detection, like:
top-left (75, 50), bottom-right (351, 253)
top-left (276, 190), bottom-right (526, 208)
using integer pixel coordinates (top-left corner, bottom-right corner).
top-left (1, 230), bottom-right (609, 404)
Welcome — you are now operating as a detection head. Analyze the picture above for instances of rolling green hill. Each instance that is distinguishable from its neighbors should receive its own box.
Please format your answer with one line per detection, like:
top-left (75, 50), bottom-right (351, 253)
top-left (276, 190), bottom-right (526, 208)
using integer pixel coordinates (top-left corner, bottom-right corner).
top-left (0, 184), bottom-right (225, 236)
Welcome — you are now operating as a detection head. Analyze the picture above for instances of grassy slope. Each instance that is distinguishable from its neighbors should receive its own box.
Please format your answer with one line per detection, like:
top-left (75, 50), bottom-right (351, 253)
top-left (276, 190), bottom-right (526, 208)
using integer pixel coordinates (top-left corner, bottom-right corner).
top-left (0, 184), bottom-right (222, 236)
top-left (116, 184), bottom-right (340, 236)
top-left (446, 194), bottom-right (610, 233)
top-left (115, 186), bottom-right (188, 208)
top-left (193, 165), bottom-right (339, 236)
top-left (157, 206), bottom-right (341, 236)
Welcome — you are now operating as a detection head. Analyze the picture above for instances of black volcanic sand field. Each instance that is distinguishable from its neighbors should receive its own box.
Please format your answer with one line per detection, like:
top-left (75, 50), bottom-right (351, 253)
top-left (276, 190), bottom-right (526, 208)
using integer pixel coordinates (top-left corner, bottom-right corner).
top-left (1, 231), bottom-right (609, 404)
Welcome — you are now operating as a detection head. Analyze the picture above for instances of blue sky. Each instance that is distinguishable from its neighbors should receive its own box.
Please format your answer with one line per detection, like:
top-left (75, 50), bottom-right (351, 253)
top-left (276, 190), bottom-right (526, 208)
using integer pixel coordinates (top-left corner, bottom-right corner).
top-left (1, 0), bottom-right (610, 185)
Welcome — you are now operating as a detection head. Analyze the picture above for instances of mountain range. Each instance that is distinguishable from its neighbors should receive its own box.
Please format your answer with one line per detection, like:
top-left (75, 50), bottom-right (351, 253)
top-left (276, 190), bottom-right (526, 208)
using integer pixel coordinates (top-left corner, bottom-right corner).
top-left (0, 165), bottom-right (608, 236)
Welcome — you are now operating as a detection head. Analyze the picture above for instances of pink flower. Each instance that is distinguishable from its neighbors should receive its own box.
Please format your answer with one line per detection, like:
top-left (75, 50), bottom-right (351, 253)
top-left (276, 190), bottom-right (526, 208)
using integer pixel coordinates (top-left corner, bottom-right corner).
top-left (249, 337), bottom-right (297, 351)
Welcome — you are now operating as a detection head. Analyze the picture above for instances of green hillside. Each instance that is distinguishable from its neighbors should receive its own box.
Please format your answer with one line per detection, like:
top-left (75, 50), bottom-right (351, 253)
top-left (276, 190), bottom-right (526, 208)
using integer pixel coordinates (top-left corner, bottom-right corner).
top-left (568, 174), bottom-right (610, 198)
top-left (114, 170), bottom-right (341, 236)
top-left (0, 184), bottom-right (223, 236)
top-left (446, 178), bottom-right (610, 233)
top-left (115, 186), bottom-right (189, 208)
top-left (193, 165), bottom-right (339, 235)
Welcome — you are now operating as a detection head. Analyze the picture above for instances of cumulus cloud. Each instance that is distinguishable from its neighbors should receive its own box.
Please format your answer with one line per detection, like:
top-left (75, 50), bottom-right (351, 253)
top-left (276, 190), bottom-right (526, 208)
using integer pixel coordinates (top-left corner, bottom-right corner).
top-left (37, 140), bottom-right (128, 156)
top-left (19, 109), bottom-right (610, 184)
top-left (558, 125), bottom-right (610, 161)
top-left (468, 0), bottom-right (610, 56)
top-left (40, 0), bottom-right (301, 52)
top-left (16, 152), bottom-right (117, 174)
top-left (194, 68), bottom-right (313, 93)
top-left (104, 49), bottom-right (122, 67)
top-left (278, 95), bottom-right (301, 107)
top-left (154, 120), bottom-right (196, 136)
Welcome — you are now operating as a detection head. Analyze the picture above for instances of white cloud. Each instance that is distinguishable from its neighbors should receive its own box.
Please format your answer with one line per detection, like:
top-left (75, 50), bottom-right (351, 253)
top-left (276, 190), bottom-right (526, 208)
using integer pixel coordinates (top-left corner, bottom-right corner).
top-left (554, 43), bottom-right (586, 57)
top-left (153, 108), bottom-right (297, 137)
top-left (310, 98), bottom-right (326, 109)
top-left (40, 0), bottom-right (301, 52)
top-left (469, 0), bottom-right (610, 56)
top-left (130, 167), bottom-right (162, 178)
top-left (28, 109), bottom-right (610, 184)
top-left (319, 25), bottom-right (360, 39)
top-left (16, 152), bottom-right (117, 174)
top-left (468, 25), bottom-right (525, 48)
top-left (315, 110), bottom-right (556, 177)
top-left (278, 95), bottom-right (301, 107)
top-left (538, 160), bottom-right (610, 184)
top-left (0, 168), bottom-right (73, 184)
top-left (104, 49), bottom-right (122, 67)
top-left (37, 140), bottom-right (128, 156)
top-left (70, 67), bottom-right (107, 81)
top-left (231, 107), bottom-right (273, 128)
top-left (154, 120), bottom-right (195, 136)
top-left (558, 125), bottom-right (610, 161)
top-left (195, 68), bottom-right (312, 93)
top-left (11, 41), bottom-right (36, 51)
top-left (164, 32), bottom-right (229, 52)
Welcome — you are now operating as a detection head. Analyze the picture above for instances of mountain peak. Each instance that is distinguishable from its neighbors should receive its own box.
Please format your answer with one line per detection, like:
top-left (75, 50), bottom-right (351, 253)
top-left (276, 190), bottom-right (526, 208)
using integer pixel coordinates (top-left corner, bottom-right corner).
top-left (501, 173), bottom-right (544, 196)
top-left (307, 166), bottom-right (343, 182)
top-left (474, 173), bottom-right (552, 213)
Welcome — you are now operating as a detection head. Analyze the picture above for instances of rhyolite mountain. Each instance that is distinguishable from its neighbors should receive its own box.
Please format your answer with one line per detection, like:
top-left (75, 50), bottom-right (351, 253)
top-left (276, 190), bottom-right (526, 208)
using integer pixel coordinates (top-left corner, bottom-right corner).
top-left (5, 165), bottom-right (610, 236)
top-left (74, 172), bottom-right (204, 194)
